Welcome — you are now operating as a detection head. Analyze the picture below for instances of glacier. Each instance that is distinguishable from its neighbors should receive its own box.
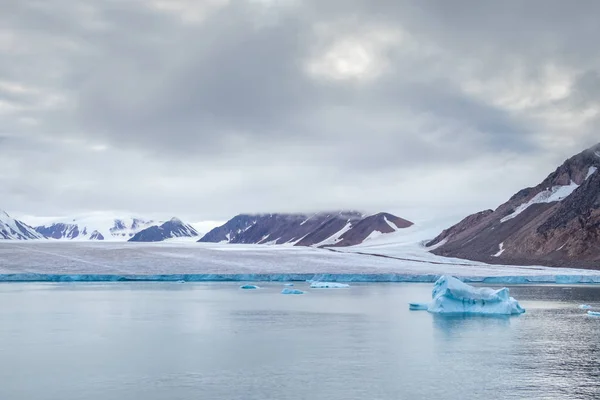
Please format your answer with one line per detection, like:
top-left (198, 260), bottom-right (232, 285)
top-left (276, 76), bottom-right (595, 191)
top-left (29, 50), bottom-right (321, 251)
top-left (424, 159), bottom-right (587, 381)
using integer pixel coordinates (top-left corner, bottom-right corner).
top-left (411, 276), bottom-right (525, 315)
top-left (2, 273), bottom-right (600, 284)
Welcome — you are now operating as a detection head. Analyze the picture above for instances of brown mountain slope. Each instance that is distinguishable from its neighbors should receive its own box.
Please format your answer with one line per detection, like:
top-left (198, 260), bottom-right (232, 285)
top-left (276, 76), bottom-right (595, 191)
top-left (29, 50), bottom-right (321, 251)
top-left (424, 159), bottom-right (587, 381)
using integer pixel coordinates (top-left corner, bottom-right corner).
top-left (428, 143), bottom-right (600, 269)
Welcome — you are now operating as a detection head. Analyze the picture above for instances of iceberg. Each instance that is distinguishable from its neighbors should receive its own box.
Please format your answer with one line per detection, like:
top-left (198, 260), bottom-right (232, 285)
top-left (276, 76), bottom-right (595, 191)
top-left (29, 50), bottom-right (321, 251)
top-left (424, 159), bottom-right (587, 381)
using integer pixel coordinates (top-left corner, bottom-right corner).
top-left (310, 282), bottom-right (350, 289)
top-left (240, 284), bottom-right (260, 290)
top-left (579, 304), bottom-right (593, 310)
top-left (588, 311), bottom-right (600, 317)
top-left (281, 288), bottom-right (305, 295)
top-left (412, 275), bottom-right (525, 315)
top-left (284, 283), bottom-right (294, 287)
top-left (409, 303), bottom-right (429, 311)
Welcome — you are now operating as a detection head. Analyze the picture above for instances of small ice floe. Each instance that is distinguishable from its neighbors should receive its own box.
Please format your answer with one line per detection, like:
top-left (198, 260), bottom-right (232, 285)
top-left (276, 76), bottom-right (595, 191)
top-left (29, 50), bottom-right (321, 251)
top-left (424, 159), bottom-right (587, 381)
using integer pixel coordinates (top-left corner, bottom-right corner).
top-left (240, 284), bottom-right (260, 290)
top-left (284, 283), bottom-right (294, 287)
top-left (579, 304), bottom-right (593, 310)
top-left (281, 288), bottom-right (305, 295)
top-left (409, 303), bottom-right (429, 311)
top-left (410, 275), bottom-right (525, 315)
top-left (587, 311), bottom-right (600, 317)
top-left (309, 282), bottom-right (350, 289)
top-left (176, 280), bottom-right (186, 284)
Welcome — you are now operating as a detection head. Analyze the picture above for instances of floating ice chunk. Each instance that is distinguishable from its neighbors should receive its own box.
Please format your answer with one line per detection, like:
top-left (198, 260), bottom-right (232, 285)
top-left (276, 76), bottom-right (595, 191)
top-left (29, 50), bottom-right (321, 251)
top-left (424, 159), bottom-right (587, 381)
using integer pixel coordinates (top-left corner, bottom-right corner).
top-left (281, 288), bottom-right (305, 295)
top-left (176, 280), bottom-right (186, 284)
top-left (587, 311), bottom-right (600, 317)
top-left (412, 276), bottom-right (525, 315)
top-left (310, 282), bottom-right (350, 289)
top-left (284, 283), bottom-right (294, 287)
top-left (409, 303), bottom-right (429, 311)
top-left (240, 284), bottom-right (260, 290)
top-left (579, 304), bottom-right (593, 310)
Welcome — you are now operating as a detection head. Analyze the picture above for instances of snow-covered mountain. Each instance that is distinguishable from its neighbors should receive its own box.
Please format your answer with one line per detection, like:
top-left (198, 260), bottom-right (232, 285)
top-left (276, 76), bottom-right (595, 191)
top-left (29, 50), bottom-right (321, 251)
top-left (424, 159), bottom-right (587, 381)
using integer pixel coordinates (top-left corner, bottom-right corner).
top-left (0, 211), bottom-right (44, 240)
top-left (429, 142), bottom-right (600, 268)
top-left (198, 211), bottom-right (413, 247)
top-left (128, 218), bottom-right (199, 242)
top-left (34, 214), bottom-right (156, 241)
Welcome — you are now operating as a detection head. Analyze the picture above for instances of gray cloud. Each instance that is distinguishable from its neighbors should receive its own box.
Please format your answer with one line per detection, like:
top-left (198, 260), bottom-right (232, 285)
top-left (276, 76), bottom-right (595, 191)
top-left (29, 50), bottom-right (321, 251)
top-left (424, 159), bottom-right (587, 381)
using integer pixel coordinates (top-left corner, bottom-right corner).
top-left (1, 0), bottom-right (599, 223)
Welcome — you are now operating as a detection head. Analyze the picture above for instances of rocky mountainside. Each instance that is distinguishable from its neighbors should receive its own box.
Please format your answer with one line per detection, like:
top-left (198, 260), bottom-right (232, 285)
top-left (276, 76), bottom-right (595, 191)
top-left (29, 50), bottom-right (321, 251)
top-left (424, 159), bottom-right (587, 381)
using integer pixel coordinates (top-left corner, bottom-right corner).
top-left (34, 215), bottom-right (156, 241)
top-left (428, 142), bottom-right (600, 268)
top-left (0, 211), bottom-right (44, 240)
top-left (199, 211), bottom-right (413, 247)
top-left (128, 218), bottom-right (199, 242)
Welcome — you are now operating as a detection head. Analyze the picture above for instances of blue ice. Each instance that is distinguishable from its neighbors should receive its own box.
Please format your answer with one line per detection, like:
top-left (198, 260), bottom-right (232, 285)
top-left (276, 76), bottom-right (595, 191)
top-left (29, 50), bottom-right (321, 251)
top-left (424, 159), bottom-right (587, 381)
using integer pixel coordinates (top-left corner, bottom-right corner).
top-left (588, 311), bottom-right (600, 317)
top-left (579, 304), bottom-right (593, 310)
top-left (240, 284), bottom-right (260, 290)
top-left (411, 275), bottom-right (525, 315)
top-left (281, 288), bottom-right (305, 295)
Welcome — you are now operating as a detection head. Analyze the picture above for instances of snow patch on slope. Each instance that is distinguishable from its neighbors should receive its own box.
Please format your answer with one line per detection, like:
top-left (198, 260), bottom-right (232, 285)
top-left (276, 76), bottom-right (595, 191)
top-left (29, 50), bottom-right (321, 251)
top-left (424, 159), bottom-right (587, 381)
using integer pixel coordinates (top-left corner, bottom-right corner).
top-left (493, 242), bottom-right (505, 257)
top-left (384, 216), bottom-right (400, 231)
top-left (501, 181), bottom-right (579, 223)
top-left (315, 222), bottom-right (353, 246)
top-left (586, 166), bottom-right (598, 179)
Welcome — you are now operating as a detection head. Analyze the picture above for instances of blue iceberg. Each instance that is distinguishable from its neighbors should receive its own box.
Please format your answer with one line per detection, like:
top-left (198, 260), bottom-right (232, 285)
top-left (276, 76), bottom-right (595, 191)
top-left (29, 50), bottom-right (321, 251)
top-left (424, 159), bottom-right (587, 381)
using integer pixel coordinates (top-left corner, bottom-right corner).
top-left (281, 288), bottom-right (305, 295)
top-left (412, 275), bottom-right (525, 315)
top-left (588, 311), bottom-right (600, 317)
top-left (240, 284), bottom-right (260, 290)
top-left (579, 304), bottom-right (593, 310)
top-left (409, 303), bottom-right (429, 311)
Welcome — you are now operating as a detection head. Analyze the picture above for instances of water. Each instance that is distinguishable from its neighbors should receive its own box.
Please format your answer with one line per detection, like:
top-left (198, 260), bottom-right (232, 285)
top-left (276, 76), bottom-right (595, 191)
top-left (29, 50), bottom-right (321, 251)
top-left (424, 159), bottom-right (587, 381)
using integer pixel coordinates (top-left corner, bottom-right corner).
top-left (1, 283), bottom-right (599, 400)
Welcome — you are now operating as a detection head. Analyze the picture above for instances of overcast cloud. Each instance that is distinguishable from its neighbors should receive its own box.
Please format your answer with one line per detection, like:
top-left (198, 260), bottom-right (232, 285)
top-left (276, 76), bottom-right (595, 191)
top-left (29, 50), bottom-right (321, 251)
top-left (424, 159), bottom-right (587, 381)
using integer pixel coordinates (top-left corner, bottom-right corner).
top-left (1, 0), bottom-right (599, 224)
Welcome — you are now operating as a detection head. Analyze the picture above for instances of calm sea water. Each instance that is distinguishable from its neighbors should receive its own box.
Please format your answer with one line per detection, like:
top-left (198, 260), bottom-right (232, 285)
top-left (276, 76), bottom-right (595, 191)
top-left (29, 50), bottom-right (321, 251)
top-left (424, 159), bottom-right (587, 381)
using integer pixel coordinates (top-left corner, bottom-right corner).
top-left (1, 282), bottom-right (599, 400)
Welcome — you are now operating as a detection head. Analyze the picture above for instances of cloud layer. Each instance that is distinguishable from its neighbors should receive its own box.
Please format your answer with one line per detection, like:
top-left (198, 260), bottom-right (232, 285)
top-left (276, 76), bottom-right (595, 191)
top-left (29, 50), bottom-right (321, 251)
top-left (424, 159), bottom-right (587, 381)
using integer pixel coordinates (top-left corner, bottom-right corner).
top-left (1, 0), bottom-right (599, 222)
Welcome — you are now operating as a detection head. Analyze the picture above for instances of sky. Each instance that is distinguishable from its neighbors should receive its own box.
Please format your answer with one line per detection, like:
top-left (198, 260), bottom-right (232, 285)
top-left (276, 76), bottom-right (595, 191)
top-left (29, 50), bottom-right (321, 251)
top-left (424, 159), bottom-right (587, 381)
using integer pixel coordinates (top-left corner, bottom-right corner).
top-left (2, 0), bottom-right (600, 226)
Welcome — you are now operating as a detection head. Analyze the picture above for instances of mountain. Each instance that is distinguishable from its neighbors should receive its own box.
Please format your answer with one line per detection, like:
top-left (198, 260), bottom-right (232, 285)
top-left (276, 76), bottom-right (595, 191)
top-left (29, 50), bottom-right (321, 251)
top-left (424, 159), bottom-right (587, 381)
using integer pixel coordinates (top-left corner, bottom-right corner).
top-left (198, 211), bottom-right (413, 247)
top-left (0, 211), bottom-right (44, 240)
top-left (34, 214), bottom-right (156, 241)
top-left (428, 142), bottom-right (600, 268)
top-left (128, 218), bottom-right (199, 242)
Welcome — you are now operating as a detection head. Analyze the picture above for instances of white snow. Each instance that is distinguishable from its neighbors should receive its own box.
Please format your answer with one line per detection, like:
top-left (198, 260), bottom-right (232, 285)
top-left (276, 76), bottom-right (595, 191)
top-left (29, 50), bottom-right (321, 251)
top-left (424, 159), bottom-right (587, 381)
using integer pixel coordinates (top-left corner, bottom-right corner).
top-left (0, 211), bottom-right (43, 240)
top-left (501, 181), bottom-right (579, 223)
top-left (364, 230), bottom-right (384, 241)
top-left (413, 276), bottom-right (525, 315)
top-left (493, 242), bottom-right (505, 257)
top-left (29, 212), bottom-right (157, 241)
top-left (595, 151), bottom-right (600, 158)
top-left (314, 221), bottom-right (353, 247)
top-left (586, 166), bottom-right (598, 179)
top-left (384, 216), bottom-right (400, 231)
top-left (2, 236), bottom-right (600, 281)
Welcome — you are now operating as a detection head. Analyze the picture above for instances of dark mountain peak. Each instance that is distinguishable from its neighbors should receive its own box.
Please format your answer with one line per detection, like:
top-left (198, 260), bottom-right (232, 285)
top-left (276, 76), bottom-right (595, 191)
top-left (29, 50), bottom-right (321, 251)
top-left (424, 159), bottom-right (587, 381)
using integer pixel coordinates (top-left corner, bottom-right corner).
top-left (430, 142), bottom-right (600, 268)
top-left (128, 217), bottom-right (198, 242)
top-left (200, 211), bottom-right (412, 247)
top-left (89, 230), bottom-right (105, 240)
